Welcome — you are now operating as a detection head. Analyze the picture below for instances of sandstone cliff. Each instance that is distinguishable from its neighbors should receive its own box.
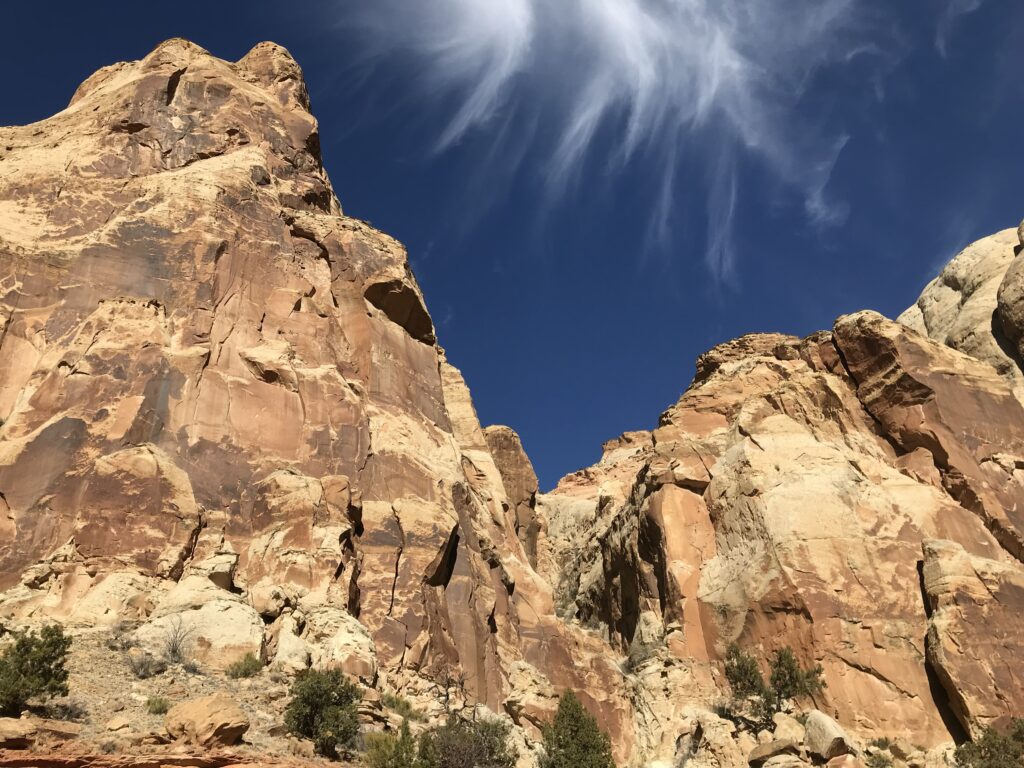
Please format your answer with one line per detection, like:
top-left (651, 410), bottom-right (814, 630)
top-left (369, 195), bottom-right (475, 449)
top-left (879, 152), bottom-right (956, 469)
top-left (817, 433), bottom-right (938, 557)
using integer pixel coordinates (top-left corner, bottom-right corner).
top-left (0, 39), bottom-right (1022, 768)
top-left (0, 38), bottom-right (630, 761)
top-left (538, 231), bottom-right (1024, 759)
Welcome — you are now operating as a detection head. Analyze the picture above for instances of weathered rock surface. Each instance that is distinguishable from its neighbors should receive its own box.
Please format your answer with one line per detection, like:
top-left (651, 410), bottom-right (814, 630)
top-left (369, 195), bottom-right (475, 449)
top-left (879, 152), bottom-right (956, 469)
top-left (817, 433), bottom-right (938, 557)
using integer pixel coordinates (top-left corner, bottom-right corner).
top-left (898, 228), bottom-right (1023, 387)
top-left (1, 37), bottom-right (1023, 768)
top-left (772, 713), bottom-right (805, 744)
top-left (0, 717), bottom-right (82, 750)
top-left (834, 310), bottom-right (1024, 562)
top-left (922, 538), bottom-right (1024, 737)
top-left (484, 425), bottom-right (542, 568)
top-left (165, 693), bottom-right (249, 747)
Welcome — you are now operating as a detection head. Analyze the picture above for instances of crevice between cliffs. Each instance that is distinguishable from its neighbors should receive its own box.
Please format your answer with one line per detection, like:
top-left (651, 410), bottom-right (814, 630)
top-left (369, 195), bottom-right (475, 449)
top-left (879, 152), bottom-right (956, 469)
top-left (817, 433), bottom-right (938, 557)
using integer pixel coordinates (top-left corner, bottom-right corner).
top-left (387, 504), bottom-right (404, 617)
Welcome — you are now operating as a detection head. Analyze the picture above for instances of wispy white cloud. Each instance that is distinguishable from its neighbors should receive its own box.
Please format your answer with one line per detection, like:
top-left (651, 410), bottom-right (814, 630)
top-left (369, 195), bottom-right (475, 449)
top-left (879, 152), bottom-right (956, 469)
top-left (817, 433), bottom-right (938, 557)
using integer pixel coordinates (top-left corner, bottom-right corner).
top-left (936, 0), bottom-right (984, 57)
top-left (340, 0), bottom-right (895, 283)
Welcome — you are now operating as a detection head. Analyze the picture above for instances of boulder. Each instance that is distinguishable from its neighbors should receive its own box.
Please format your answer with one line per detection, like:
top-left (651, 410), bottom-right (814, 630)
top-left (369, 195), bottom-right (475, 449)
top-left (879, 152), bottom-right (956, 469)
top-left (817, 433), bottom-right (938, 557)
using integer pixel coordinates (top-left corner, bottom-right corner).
top-left (303, 605), bottom-right (377, 682)
top-left (25, 718), bottom-right (81, 742)
top-left (826, 757), bottom-right (865, 768)
top-left (674, 710), bottom-right (747, 768)
top-left (133, 555), bottom-right (264, 669)
top-left (772, 712), bottom-right (805, 743)
top-left (762, 758), bottom-right (809, 768)
top-left (0, 718), bottom-right (36, 749)
top-left (804, 711), bottom-right (855, 761)
top-left (749, 739), bottom-right (801, 766)
top-left (105, 714), bottom-right (131, 732)
top-left (0, 716), bottom-right (81, 748)
top-left (888, 738), bottom-right (917, 761)
top-left (270, 611), bottom-right (311, 674)
top-left (165, 692), bottom-right (249, 747)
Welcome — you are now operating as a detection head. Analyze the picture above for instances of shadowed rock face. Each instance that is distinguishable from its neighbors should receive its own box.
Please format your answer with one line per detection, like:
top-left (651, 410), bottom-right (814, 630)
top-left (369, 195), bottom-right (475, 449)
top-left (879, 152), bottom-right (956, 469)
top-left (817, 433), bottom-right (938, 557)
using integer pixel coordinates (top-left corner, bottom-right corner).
top-left (1, 38), bottom-right (1023, 768)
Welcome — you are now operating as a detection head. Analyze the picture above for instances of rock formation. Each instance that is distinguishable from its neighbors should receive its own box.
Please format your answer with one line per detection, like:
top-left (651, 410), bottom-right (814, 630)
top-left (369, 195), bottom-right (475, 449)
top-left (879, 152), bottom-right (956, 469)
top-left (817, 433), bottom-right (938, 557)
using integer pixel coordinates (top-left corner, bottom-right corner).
top-left (0, 38), bottom-right (629, 761)
top-left (1, 38), bottom-right (1023, 767)
top-left (536, 227), bottom-right (1024, 758)
top-left (165, 693), bottom-right (250, 748)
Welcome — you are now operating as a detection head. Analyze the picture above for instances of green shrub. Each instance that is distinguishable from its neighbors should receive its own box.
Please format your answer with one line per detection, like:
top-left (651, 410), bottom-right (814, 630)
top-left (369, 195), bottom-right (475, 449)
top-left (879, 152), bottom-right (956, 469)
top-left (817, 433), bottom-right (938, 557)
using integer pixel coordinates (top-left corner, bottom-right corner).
top-left (539, 691), bottom-right (616, 768)
top-left (284, 668), bottom-right (361, 759)
top-left (365, 720), bottom-right (417, 768)
top-left (417, 716), bottom-right (517, 768)
top-left (0, 624), bottom-right (72, 716)
top-left (225, 652), bottom-right (263, 679)
top-left (866, 753), bottom-right (893, 768)
top-left (723, 644), bottom-right (824, 728)
top-left (146, 696), bottom-right (170, 715)
top-left (955, 719), bottom-right (1024, 768)
top-left (382, 692), bottom-right (425, 722)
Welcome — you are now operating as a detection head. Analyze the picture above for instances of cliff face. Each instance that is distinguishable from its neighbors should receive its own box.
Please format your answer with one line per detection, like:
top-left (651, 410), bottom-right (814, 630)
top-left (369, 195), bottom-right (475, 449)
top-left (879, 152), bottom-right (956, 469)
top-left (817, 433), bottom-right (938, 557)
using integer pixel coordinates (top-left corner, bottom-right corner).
top-left (0, 39), bottom-right (1022, 767)
top-left (539, 232), bottom-right (1024, 756)
top-left (0, 38), bottom-right (630, 756)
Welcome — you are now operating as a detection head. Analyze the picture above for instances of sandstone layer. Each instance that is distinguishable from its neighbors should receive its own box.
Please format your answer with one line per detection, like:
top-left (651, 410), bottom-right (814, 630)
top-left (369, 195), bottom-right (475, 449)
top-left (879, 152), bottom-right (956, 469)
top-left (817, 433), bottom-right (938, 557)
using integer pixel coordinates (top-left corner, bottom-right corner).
top-left (1, 39), bottom-right (1023, 768)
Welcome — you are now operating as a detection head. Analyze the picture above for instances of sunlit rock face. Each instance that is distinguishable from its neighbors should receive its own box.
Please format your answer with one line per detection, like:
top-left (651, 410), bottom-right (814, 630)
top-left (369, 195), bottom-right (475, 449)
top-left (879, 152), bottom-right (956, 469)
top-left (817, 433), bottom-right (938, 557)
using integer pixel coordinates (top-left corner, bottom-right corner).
top-left (2, 37), bottom-right (1023, 768)
top-left (539, 247), bottom-right (1024, 755)
top-left (0, 37), bottom-right (633, 762)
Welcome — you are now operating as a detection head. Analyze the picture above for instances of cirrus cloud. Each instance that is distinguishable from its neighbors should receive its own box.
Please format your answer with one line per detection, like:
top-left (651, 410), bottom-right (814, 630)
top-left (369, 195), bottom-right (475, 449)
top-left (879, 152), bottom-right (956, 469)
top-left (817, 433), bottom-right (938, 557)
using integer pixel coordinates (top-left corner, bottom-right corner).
top-left (337, 1), bottom-right (975, 284)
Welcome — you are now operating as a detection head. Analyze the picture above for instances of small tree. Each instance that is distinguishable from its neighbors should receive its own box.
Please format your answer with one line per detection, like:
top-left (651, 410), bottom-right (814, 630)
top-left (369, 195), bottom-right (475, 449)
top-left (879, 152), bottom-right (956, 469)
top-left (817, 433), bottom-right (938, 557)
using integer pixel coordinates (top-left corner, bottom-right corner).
top-left (724, 644), bottom-right (824, 728)
top-left (724, 643), bottom-right (767, 700)
top-left (767, 647), bottom-right (825, 715)
top-left (284, 668), bottom-right (361, 759)
top-left (365, 720), bottom-right (417, 768)
top-left (955, 719), bottom-right (1024, 768)
top-left (539, 691), bottom-right (616, 768)
top-left (0, 625), bottom-right (72, 716)
top-left (417, 716), bottom-right (517, 768)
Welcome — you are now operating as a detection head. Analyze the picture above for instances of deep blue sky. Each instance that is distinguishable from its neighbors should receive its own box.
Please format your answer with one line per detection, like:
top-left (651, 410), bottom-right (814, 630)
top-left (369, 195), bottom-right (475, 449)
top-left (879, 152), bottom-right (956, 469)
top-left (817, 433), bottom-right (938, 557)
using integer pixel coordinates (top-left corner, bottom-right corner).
top-left (2, 1), bottom-right (1021, 488)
